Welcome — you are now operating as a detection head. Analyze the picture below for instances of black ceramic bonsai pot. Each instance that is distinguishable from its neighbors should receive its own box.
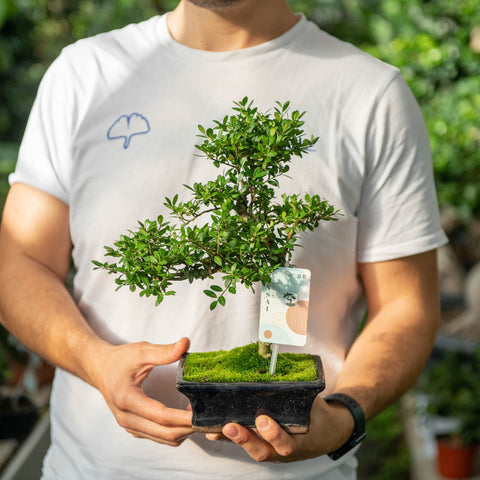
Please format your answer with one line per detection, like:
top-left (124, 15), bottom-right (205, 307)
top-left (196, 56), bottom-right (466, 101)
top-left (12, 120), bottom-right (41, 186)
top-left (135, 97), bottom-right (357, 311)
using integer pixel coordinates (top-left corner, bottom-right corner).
top-left (176, 354), bottom-right (325, 433)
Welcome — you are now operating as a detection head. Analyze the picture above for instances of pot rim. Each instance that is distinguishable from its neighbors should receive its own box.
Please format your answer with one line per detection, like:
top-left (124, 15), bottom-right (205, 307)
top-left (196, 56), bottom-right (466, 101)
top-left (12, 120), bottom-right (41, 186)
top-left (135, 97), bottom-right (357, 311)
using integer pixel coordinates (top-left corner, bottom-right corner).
top-left (176, 353), bottom-right (325, 391)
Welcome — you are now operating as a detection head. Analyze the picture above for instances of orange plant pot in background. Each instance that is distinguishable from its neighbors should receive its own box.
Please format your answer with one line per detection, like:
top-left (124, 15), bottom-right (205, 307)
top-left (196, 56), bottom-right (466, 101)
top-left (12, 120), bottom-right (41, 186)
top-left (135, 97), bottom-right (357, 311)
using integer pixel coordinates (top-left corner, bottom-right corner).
top-left (436, 436), bottom-right (479, 479)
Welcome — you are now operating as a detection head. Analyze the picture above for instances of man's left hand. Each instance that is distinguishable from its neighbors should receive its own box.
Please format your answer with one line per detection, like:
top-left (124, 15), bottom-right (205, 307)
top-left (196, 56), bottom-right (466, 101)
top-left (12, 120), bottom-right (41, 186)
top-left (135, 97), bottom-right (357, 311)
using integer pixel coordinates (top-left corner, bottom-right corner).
top-left (206, 395), bottom-right (355, 463)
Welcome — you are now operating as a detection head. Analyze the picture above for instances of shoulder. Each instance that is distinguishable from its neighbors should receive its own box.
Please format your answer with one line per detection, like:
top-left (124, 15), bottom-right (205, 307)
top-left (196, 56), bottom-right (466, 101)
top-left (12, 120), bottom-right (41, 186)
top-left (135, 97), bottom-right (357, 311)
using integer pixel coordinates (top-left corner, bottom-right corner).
top-left (299, 19), bottom-right (397, 72)
top-left (58, 15), bottom-right (163, 72)
top-left (294, 19), bottom-right (400, 98)
top-left (41, 15), bottom-right (166, 104)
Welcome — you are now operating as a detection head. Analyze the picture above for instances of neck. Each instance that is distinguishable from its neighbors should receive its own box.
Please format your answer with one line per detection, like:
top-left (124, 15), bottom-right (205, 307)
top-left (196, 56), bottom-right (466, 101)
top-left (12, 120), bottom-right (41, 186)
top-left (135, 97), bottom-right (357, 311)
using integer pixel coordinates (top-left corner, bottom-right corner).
top-left (167, 0), bottom-right (299, 52)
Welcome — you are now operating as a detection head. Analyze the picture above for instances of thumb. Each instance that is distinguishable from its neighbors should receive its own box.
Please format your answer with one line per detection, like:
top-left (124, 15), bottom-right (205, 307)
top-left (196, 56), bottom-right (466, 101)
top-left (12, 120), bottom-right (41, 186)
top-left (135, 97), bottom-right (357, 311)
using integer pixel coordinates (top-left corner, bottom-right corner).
top-left (171, 337), bottom-right (191, 358)
top-left (143, 337), bottom-right (190, 366)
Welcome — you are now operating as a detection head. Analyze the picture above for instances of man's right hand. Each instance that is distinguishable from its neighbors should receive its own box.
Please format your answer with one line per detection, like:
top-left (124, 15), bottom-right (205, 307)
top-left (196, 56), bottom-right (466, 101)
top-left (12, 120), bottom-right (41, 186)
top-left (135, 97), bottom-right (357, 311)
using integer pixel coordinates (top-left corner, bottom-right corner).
top-left (91, 337), bottom-right (194, 446)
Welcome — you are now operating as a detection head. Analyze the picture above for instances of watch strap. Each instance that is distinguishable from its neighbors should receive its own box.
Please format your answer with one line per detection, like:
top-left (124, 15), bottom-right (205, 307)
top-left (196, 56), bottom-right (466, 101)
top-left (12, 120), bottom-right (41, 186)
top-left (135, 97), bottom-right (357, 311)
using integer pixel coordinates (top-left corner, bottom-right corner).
top-left (324, 393), bottom-right (366, 460)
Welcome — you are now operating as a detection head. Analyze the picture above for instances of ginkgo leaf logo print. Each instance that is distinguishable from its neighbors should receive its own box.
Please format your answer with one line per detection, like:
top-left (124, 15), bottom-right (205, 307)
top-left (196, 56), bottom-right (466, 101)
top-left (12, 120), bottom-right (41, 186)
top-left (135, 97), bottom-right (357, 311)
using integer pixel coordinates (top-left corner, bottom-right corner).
top-left (107, 113), bottom-right (151, 149)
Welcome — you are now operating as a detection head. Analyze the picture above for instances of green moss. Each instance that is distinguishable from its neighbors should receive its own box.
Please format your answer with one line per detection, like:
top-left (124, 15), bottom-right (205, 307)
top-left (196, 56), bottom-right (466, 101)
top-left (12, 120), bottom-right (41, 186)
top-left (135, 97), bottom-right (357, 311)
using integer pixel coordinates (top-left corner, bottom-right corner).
top-left (183, 343), bottom-right (317, 383)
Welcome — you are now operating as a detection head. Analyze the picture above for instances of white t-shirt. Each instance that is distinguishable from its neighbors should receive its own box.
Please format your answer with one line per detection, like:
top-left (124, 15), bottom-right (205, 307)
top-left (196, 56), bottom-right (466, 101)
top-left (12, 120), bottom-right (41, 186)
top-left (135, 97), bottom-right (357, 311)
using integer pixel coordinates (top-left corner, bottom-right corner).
top-left (11, 13), bottom-right (447, 480)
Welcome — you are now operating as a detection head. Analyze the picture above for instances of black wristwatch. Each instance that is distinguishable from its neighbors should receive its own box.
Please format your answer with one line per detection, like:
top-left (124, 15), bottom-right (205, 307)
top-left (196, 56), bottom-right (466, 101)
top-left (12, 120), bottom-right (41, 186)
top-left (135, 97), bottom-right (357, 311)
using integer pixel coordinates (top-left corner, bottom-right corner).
top-left (324, 393), bottom-right (366, 460)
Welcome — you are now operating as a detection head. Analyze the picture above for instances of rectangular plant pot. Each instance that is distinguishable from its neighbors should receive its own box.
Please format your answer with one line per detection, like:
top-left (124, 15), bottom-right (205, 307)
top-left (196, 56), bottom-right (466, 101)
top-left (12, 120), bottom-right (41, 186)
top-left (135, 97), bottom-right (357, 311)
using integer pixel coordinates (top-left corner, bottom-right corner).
top-left (176, 354), bottom-right (325, 433)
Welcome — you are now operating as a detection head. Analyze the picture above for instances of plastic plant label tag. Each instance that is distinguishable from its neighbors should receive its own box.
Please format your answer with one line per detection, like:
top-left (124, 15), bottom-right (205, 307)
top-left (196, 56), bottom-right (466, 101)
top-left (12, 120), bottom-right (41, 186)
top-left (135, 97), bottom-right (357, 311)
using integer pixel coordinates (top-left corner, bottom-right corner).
top-left (259, 267), bottom-right (311, 346)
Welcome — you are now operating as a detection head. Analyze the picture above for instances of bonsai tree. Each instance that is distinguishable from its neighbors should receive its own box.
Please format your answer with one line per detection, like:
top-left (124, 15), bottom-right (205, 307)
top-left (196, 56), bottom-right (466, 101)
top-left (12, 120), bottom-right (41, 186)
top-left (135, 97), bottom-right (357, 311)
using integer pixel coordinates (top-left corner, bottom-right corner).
top-left (94, 98), bottom-right (338, 356)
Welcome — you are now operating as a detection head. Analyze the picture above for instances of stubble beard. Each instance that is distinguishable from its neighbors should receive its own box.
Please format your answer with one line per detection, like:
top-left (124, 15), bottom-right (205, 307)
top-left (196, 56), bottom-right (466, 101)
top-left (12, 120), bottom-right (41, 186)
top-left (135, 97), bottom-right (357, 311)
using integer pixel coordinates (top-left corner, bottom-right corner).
top-left (186, 0), bottom-right (248, 9)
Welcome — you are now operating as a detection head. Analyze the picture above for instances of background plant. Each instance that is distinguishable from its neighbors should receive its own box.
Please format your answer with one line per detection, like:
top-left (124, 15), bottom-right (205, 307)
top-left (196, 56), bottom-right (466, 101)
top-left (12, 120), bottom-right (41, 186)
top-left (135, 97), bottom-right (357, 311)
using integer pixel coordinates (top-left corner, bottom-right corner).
top-left (420, 348), bottom-right (480, 446)
top-left (0, 335), bottom-right (9, 385)
top-left (94, 98), bottom-right (338, 309)
top-left (357, 403), bottom-right (411, 480)
top-left (356, 0), bottom-right (480, 222)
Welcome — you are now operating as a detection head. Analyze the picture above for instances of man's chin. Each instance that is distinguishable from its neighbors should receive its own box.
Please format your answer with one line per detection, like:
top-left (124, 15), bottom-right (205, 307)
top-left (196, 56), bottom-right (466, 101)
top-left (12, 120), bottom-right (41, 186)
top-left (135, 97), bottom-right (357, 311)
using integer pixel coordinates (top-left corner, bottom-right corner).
top-left (186, 0), bottom-right (248, 9)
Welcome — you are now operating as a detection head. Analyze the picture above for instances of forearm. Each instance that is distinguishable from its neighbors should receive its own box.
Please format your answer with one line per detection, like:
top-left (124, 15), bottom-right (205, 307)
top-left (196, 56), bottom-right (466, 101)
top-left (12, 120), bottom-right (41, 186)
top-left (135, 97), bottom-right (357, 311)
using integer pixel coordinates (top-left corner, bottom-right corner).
top-left (333, 299), bottom-right (439, 420)
top-left (0, 183), bottom-right (109, 385)
top-left (0, 254), bottom-right (109, 387)
top-left (334, 252), bottom-right (441, 420)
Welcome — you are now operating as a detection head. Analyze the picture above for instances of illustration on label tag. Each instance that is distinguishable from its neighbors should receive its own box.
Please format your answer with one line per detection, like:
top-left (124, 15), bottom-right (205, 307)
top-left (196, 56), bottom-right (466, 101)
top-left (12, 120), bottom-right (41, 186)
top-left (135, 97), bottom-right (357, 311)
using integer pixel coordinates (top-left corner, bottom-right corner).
top-left (259, 267), bottom-right (311, 346)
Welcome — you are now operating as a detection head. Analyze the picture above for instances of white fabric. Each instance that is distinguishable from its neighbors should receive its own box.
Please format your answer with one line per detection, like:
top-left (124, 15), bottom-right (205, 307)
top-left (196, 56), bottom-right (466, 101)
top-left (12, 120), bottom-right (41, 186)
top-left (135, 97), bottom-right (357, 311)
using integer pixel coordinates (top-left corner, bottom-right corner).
top-left (11, 12), bottom-right (447, 480)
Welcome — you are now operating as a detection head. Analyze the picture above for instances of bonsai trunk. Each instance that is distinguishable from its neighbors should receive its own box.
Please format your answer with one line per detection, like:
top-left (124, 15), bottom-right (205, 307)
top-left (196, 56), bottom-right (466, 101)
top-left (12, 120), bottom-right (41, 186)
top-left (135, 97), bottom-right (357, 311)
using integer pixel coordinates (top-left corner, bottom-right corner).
top-left (258, 340), bottom-right (271, 359)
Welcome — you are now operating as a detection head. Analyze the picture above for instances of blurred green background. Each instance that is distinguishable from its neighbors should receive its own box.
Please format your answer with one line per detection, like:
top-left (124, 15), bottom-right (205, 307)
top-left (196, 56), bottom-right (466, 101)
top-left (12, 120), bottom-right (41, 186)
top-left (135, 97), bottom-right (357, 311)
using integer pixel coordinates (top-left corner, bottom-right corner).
top-left (0, 1), bottom-right (479, 478)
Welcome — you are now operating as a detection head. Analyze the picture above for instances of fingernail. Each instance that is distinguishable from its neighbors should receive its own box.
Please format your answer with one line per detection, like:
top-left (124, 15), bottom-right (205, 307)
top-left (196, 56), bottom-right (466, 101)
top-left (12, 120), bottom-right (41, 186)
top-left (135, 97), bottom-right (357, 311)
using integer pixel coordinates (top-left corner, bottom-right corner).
top-left (257, 417), bottom-right (269, 431)
top-left (224, 424), bottom-right (239, 439)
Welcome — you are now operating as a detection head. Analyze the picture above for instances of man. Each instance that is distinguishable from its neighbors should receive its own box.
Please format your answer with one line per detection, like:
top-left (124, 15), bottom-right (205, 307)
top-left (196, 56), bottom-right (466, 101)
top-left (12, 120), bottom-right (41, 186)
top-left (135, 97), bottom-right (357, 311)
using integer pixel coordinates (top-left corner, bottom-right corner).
top-left (0, 0), bottom-right (447, 478)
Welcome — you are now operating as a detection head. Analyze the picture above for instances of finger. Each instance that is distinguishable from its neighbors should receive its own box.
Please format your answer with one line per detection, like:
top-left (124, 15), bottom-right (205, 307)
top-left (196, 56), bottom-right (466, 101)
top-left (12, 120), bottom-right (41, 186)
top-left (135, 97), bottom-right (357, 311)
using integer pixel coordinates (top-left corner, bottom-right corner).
top-left (222, 423), bottom-right (275, 462)
top-left (206, 432), bottom-right (230, 442)
top-left (142, 337), bottom-right (190, 366)
top-left (123, 420), bottom-right (193, 445)
top-left (124, 422), bottom-right (193, 446)
top-left (255, 416), bottom-right (296, 457)
top-left (121, 387), bottom-right (193, 427)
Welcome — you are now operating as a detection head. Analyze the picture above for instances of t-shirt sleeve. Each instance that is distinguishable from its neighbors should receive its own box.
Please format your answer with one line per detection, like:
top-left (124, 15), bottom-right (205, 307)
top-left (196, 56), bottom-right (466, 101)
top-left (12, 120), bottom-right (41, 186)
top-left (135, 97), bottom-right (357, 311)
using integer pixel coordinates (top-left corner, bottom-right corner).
top-left (356, 72), bottom-right (448, 262)
top-left (9, 50), bottom-right (76, 205)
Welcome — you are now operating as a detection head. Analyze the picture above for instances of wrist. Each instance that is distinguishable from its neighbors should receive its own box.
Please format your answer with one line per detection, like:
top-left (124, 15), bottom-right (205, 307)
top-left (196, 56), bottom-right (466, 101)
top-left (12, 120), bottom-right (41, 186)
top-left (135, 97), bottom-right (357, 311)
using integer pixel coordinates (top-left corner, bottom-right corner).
top-left (324, 399), bottom-right (355, 449)
top-left (69, 329), bottom-right (113, 388)
top-left (324, 393), bottom-right (366, 460)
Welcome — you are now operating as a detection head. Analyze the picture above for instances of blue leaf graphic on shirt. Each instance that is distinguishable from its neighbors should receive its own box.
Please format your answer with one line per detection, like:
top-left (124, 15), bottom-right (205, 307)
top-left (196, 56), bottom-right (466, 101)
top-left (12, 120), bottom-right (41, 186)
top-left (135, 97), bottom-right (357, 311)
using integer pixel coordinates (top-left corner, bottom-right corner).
top-left (107, 113), bottom-right (151, 149)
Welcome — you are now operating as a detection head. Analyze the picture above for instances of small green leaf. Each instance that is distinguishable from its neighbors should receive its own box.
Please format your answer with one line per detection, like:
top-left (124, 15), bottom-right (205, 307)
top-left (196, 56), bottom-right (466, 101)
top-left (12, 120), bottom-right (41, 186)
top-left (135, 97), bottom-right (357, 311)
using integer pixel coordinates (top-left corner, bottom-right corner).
top-left (218, 296), bottom-right (226, 306)
top-left (210, 285), bottom-right (223, 292)
top-left (214, 256), bottom-right (223, 266)
top-left (203, 289), bottom-right (217, 298)
top-left (209, 301), bottom-right (218, 310)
